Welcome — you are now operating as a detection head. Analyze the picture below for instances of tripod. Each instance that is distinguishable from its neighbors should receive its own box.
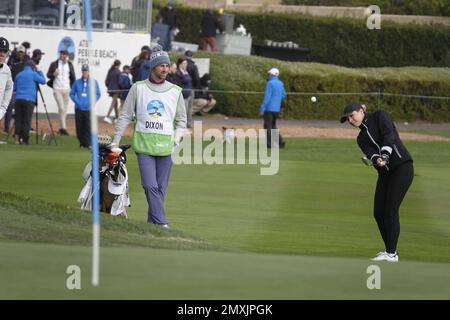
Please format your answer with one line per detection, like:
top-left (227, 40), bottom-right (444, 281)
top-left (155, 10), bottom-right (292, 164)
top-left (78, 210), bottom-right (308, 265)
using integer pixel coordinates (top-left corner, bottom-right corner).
top-left (37, 86), bottom-right (57, 146)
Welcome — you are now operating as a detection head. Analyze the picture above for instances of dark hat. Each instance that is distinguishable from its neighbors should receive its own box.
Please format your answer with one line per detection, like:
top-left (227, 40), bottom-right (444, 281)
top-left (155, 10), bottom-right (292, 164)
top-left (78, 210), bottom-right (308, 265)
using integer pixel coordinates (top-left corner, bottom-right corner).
top-left (184, 50), bottom-right (193, 58)
top-left (339, 102), bottom-right (363, 123)
top-left (32, 49), bottom-right (44, 56)
top-left (81, 64), bottom-right (89, 71)
top-left (60, 49), bottom-right (69, 55)
top-left (0, 37), bottom-right (9, 51)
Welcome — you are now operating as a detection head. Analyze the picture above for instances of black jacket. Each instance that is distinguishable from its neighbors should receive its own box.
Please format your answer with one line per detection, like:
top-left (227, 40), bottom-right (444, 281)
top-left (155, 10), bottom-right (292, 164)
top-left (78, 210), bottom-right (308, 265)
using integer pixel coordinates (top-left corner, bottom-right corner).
top-left (186, 59), bottom-right (200, 89)
top-left (105, 67), bottom-right (121, 92)
top-left (200, 11), bottom-right (223, 38)
top-left (357, 110), bottom-right (413, 174)
top-left (46, 59), bottom-right (76, 88)
top-left (157, 6), bottom-right (177, 30)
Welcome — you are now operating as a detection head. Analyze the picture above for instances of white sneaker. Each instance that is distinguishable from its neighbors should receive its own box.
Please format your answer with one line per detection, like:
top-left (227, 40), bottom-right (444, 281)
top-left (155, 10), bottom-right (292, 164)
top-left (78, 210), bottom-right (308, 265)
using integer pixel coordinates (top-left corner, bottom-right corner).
top-left (371, 252), bottom-right (399, 262)
top-left (103, 116), bottom-right (113, 124)
top-left (161, 224), bottom-right (169, 229)
top-left (371, 251), bottom-right (386, 260)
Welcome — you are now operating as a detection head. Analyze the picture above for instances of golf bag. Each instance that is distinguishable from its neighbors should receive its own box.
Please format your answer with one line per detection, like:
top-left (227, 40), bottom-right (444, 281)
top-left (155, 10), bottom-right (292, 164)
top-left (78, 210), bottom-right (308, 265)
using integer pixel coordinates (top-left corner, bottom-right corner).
top-left (78, 144), bottom-right (131, 217)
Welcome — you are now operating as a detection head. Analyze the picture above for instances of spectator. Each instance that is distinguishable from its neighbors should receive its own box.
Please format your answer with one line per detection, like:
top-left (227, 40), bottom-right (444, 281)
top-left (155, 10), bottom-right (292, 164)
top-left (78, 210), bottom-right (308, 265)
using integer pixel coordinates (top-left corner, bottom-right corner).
top-left (118, 65), bottom-right (132, 110)
top-left (259, 67), bottom-right (286, 149)
top-left (184, 50), bottom-right (201, 92)
top-left (7, 42), bottom-right (31, 68)
top-left (130, 45), bottom-right (150, 83)
top-left (193, 73), bottom-right (216, 115)
top-left (31, 49), bottom-right (45, 65)
top-left (156, 0), bottom-right (179, 51)
top-left (200, 9), bottom-right (224, 52)
top-left (0, 37), bottom-right (13, 123)
top-left (47, 49), bottom-right (76, 136)
top-left (104, 59), bottom-right (121, 124)
top-left (70, 64), bottom-right (101, 149)
top-left (3, 44), bottom-right (28, 133)
top-left (166, 62), bottom-right (177, 83)
top-left (174, 57), bottom-right (193, 128)
top-left (13, 60), bottom-right (46, 145)
top-left (137, 58), bottom-right (152, 82)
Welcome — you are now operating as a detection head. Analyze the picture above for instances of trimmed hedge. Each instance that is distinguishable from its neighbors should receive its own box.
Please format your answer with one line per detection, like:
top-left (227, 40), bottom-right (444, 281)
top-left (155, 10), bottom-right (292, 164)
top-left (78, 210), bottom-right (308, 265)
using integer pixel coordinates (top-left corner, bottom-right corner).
top-left (172, 52), bottom-right (450, 122)
top-left (169, 6), bottom-right (450, 68)
top-left (281, 0), bottom-right (450, 17)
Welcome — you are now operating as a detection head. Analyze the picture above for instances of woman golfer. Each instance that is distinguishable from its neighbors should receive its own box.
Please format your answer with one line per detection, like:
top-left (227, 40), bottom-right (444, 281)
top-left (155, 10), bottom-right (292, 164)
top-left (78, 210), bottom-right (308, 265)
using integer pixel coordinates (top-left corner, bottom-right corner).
top-left (340, 102), bottom-right (414, 262)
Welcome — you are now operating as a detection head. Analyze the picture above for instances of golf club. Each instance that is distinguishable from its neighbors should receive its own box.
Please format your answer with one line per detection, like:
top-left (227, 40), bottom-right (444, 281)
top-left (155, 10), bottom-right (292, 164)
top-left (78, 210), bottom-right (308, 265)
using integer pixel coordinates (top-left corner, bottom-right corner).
top-left (361, 156), bottom-right (372, 166)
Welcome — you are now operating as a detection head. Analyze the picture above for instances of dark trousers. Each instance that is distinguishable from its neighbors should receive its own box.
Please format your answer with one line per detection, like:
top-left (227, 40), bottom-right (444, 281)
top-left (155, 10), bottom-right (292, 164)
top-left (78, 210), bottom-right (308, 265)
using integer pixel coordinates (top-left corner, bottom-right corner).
top-left (14, 99), bottom-right (35, 144)
top-left (3, 93), bottom-right (15, 132)
top-left (75, 109), bottom-right (91, 148)
top-left (374, 161), bottom-right (414, 254)
top-left (263, 111), bottom-right (284, 148)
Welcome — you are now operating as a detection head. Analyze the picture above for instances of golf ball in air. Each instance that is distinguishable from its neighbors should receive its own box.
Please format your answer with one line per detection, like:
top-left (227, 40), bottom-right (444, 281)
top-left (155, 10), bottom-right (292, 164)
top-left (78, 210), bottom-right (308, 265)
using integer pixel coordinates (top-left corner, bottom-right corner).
top-left (311, 96), bottom-right (317, 103)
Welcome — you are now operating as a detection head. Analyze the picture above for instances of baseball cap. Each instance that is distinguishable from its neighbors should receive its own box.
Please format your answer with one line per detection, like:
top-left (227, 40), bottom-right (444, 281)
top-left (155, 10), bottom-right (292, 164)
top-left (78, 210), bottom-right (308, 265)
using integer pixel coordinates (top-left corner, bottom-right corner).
top-left (17, 45), bottom-right (26, 53)
top-left (81, 64), bottom-right (89, 71)
top-left (268, 67), bottom-right (279, 76)
top-left (339, 102), bottom-right (364, 123)
top-left (32, 49), bottom-right (45, 56)
top-left (0, 37), bottom-right (9, 52)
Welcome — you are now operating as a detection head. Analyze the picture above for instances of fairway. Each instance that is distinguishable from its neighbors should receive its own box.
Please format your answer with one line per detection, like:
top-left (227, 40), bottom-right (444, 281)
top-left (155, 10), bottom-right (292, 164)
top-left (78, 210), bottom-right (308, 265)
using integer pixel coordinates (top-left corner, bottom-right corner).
top-left (1, 136), bottom-right (449, 299)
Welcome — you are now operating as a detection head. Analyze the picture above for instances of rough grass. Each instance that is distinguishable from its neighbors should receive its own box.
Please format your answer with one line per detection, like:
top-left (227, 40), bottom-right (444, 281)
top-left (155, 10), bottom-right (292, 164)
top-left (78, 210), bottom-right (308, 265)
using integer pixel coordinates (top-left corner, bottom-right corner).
top-left (0, 192), bottom-right (216, 251)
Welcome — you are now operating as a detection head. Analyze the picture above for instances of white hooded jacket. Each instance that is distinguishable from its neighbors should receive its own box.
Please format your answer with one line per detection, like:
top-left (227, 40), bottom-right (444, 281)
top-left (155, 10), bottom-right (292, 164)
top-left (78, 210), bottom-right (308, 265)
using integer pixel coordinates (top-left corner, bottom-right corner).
top-left (0, 63), bottom-right (13, 120)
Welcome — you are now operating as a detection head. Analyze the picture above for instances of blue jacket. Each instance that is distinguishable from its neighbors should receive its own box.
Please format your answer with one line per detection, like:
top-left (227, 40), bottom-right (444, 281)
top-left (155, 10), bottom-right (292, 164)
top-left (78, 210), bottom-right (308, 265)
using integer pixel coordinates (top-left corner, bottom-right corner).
top-left (118, 73), bottom-right (132, 101)
top-left (14, 66), bottom-right (46, 102)
top-left (70, 77), bottom-right (101, 111)
top-left (260, 76), bottom-right (286, 113)
top-left (138, 60), bottom-right (152, 82)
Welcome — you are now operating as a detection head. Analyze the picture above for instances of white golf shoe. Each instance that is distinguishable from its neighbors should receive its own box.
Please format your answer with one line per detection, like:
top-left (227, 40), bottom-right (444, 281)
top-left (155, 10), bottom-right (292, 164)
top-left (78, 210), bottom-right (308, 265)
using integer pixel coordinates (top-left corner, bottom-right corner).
top-left (371, 251), bottom-right (386, 259)
top-left (371, 251), bottom-right (399, 262)
top-left (103, 116), bottom-right (113, 124)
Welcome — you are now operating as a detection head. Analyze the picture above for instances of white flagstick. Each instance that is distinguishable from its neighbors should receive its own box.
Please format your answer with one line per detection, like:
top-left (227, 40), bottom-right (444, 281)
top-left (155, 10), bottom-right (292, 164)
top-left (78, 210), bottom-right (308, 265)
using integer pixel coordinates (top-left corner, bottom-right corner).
top-left (84, 0), bottom-right (100, 287)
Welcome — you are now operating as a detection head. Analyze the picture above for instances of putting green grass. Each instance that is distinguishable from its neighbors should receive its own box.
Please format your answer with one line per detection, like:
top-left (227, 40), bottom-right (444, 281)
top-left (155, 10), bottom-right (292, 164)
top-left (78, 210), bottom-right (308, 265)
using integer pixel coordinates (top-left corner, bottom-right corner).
top-left (0, 136), bottom-right (449, 298)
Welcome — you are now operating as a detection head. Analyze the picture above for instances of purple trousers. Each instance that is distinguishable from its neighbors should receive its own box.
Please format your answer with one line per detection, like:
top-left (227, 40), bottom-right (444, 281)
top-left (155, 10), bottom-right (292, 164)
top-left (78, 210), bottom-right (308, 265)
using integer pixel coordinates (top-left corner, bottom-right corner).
top-left (136, 153), bottom-right (173, 225)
